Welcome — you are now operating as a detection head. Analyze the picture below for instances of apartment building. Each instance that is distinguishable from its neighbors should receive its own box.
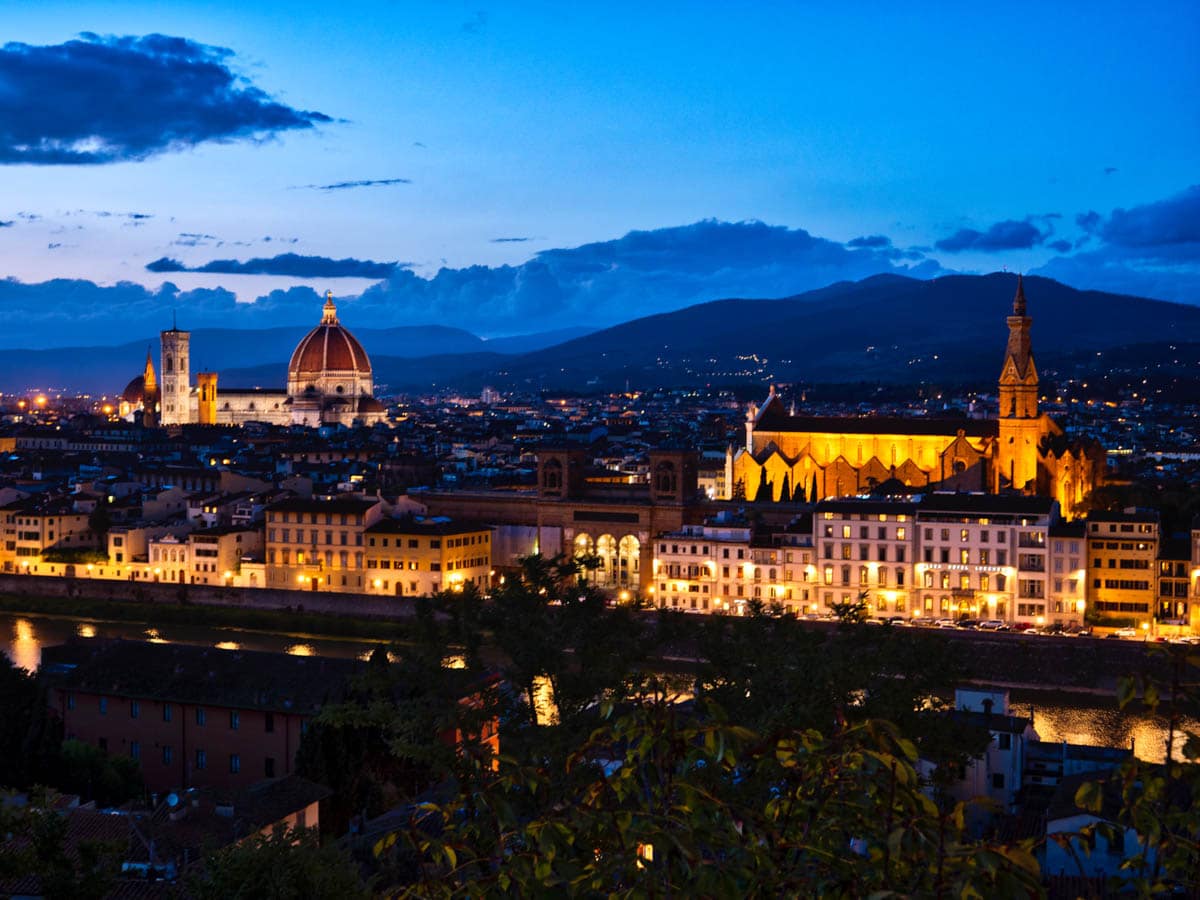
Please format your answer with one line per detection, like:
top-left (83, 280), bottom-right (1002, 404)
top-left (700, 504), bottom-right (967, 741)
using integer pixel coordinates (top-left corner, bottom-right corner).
top-left (814, 498), bottom-right (917, 617)
top-left (913, 494), bottom-right (1056, 624)
top-left (264, 495), bottom-right (384, 592)
top-left (0, 495), bottom-right (99, 572)
top-left (1086, 509), bottom-right (1158, 626)
top-left (363, 517), bottom-right (493, 596)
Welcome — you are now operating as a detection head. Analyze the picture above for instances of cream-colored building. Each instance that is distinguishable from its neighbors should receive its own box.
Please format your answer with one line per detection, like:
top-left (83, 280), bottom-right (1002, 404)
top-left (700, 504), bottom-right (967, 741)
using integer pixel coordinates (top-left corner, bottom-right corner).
top-left (264, 496), bottom-right (384, 593)
top-left (363, 518), bottom-right (493, 596)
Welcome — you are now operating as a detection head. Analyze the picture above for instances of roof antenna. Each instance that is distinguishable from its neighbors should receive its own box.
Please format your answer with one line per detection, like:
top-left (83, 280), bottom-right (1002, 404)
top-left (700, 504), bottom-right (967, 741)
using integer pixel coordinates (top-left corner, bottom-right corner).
top-left (172, 308), bottom-right (177, 331)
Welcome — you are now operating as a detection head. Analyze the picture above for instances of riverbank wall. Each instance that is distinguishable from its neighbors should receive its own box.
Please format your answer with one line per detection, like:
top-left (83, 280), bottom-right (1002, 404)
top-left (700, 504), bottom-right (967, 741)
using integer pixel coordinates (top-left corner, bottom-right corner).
top-left (0, 573), bottom-right (416, 621)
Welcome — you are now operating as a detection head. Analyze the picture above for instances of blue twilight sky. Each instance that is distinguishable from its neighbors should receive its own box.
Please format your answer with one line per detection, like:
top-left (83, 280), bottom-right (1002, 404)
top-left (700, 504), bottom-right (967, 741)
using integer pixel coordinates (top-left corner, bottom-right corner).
top-left (0, 1), bottom-right (1197, 345)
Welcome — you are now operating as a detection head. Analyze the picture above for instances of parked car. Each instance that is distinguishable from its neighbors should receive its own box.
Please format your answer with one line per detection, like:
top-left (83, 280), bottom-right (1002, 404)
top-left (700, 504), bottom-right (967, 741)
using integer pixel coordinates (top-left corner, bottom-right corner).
top-left (934, 618), bottom-right (958, 629)
top-left (1112, 627), bottom-right (1139, 639)
top-left (955, 619), bottom-right (981, 630)
top-left (977, 619), bottom-right (1010, 631)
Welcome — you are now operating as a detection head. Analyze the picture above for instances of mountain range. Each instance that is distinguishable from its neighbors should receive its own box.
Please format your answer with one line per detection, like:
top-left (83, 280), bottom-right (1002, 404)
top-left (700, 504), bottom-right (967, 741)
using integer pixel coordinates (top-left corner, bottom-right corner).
top-left (5, 273), bottom-right (1198, 396)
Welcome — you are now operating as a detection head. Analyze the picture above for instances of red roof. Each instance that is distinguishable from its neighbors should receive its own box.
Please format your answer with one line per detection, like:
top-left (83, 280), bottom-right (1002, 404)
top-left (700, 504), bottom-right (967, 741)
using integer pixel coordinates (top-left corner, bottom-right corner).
top-left (288, 322), bottom-right (371, 376)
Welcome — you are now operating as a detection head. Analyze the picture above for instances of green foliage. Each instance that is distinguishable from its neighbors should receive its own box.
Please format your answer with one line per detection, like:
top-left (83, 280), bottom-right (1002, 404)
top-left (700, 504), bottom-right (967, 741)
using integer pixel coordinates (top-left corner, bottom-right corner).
top-left (41, 548), bottom-right (108, 564)
top-left (0, 792), bottom-right (123, 900)
top-left (56, 740), bottom-right (143, 807)
top-left (393, 694), bottom-right (1043, 897)
top-left (188, 825), bottom-right (369, 900)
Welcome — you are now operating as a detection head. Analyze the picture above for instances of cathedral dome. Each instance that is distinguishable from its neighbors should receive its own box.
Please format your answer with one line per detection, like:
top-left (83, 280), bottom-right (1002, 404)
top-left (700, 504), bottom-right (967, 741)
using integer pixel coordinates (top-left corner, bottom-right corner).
top-left (287, 293), bottom-right (372, 381)
top-left (121, 375), bottom-right (147, 404)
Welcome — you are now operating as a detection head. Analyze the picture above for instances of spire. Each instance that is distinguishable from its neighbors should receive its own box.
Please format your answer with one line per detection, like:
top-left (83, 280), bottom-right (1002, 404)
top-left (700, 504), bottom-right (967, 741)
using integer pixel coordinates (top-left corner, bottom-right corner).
top-left (1013, 274), bottom-right (1027, 317)
top-left (321, 290), bottom-right (338, 324)
top-left (143, 346), bottom-right (157, 388)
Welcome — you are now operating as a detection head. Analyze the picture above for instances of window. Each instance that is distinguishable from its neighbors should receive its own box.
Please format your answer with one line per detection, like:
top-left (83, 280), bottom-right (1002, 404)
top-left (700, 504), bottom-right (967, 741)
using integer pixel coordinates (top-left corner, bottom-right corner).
top-left (265, 757), bottom-right (276, 778)
top-left (265, 712), bottom-right (275, 733)
top-left (992, 773), bottom-right (1005, 790)
top-left (130, 741), bottom-right (140, 760)
top-left (196, 707), bottom-right (206, 726)
top-left (130, 700), bottom-right (139, 719)
top-left (163, 703), bottom-right (173, 723)
top-left (195, 749), bottom-right (207, 770)
top-left (66, 693), bottom-right (75, 711)
top-left (998, 733), bottom-right (1012, 750)
top-left (230, 710), bottom-right (240, 731)
top-left (99, 697), bottom-right (107, 715)
top-left (162, 745), bottom-right (173, 766)
top-left (230, 753), bottom-right (241, 774)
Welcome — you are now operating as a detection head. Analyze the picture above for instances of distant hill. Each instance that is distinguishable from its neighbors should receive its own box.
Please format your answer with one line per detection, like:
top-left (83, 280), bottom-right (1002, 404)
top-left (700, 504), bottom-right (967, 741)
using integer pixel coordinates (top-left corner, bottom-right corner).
top-left (478, 273), bottom-right (1200, 390)
top-left (4, 274), bottom-right (1197, 395)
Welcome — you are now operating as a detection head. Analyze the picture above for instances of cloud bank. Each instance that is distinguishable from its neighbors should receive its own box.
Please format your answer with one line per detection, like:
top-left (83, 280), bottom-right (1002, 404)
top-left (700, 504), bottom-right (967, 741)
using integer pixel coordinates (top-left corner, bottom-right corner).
top-left (0, 219), bottom-right (944, 347)
top-left (1032, 185), bottom-right (1200, 302)
top-left (146, 253), bottom-right (401, 279)
top-left (0, 33), bottom-right (330, 164)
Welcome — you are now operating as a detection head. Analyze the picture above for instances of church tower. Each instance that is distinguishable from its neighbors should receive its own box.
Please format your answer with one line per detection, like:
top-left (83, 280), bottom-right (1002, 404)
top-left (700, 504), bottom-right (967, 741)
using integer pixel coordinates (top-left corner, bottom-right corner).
top-left (196, 372), bottom-right (218, 425)
top-left (141, 348), bottom-right (159, 428)
top-left (160, 320), bottom-right (191, 426)
top-left (996, 276), bottom-right (1041, 492)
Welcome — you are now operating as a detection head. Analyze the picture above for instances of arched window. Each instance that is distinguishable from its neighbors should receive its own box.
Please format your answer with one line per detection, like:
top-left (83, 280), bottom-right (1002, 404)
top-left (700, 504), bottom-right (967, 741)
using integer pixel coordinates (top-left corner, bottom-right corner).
top-left (654, 461), bottom-right (677, 495)
top-left (542, 458), bottom-right (563, 492)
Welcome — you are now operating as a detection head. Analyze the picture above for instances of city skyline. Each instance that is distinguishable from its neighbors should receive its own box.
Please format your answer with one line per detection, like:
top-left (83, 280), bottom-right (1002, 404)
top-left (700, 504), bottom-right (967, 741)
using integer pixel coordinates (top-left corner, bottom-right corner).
top-left (0, 1), bottom-right (1197, 345)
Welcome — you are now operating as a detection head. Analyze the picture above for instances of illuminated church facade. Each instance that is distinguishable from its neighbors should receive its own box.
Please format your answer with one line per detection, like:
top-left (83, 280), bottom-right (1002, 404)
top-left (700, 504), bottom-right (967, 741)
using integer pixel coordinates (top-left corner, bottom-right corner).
top-left (727, 277), bottom-right (1105, 518)
top-left (120, 293), bottom-right (387, 429)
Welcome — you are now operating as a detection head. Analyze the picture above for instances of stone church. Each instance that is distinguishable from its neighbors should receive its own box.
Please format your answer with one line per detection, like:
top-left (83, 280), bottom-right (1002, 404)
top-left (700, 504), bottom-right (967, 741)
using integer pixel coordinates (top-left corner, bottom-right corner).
top-left (727, 277), bottom-right (1105, 518)
top-left (120, 292), bottom-right (387, 429)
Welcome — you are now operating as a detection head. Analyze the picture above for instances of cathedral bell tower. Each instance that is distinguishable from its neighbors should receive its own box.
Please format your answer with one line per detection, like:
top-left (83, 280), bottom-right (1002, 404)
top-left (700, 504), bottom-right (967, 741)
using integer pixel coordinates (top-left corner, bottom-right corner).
top-left (996, 276), bottom-right (1041, 492)
top-left (160, 317), bottom-right (192, 426)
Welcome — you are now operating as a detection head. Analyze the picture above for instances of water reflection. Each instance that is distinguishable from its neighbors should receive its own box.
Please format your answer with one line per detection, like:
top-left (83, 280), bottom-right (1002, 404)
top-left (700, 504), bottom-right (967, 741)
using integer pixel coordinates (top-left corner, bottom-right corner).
top-left (285, 643), bottom-right (315, 657)
top-left (145, 628), bottom-right (168, 644)
top-left (443, 654), bottom-right (466, 669)
top-left (1022, 693), bottom-right (1198, 765)
top-left (11, 618), bottom-right (39, 673)
top-left (76, 623), bottom-right (97, 639)
top-left (214, 641), bottom-right (240, 651)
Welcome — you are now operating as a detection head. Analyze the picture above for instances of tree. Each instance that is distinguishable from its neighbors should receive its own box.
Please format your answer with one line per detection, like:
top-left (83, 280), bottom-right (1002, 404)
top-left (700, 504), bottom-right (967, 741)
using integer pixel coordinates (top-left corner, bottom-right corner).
top-left (0, 791), bottom-right (123, 900)
top-left (56, 740), bottom-right (143, 807)
top-left (393, 694), bottom-right (1043, 897)
top-left (188, 826), bottom-right (369, 900)
top-left (0, 654), bottom-right (63, 790)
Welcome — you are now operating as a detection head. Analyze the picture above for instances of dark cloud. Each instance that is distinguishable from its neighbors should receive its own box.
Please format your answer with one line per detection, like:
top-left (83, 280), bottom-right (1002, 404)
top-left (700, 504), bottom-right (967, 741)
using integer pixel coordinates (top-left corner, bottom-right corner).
top-left (935, 219), bottom-right (1051, 253)
top-left (349, 219), bottom-right (948, 330)
top-left (491, 237), bottom-right (532, 243)
top-left (172, 232), bottom-right (219, 247)
top-left (1032, 185), bottom-right (1200, 303)
top-left (1098, 184), bottom-right (1200, 251)
top-left (0, 220), bottom-right (12, 227)
top-left (846, 234), bottom-right (891, 249)
top-left (294, 178), bottom-right (411, 191)
top-left (146, 252), bottom-right (400, 279)
top-left (0, 33), bottom-right (331, 164)
top-left (1046, 239), bottom-right (1072, 253)
top-left (0, 219), bottom-right (950, 346)
top-left (261, 236), bottom-right (299, 244)
top-left (1104, 167), bottom-right (1118, 175)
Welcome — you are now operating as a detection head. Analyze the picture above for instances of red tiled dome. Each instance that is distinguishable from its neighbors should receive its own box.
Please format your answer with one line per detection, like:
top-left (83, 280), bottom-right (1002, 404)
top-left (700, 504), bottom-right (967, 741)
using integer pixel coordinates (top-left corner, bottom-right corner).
top-left (287, 295), bottom-right (371, 377)
top-left (122, 375), bottom-right (146, 403)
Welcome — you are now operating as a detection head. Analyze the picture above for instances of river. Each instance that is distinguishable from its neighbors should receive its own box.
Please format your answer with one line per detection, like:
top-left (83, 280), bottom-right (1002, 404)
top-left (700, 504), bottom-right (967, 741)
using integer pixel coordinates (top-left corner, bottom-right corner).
top-left (2, 613), bottom-right (1189, 763)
